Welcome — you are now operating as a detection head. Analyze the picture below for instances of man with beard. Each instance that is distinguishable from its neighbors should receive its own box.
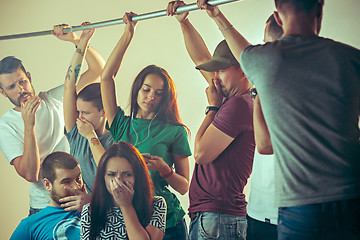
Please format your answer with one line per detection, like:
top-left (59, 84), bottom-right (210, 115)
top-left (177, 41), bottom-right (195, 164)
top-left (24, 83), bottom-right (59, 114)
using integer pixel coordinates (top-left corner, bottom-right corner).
top-left (11, 151), bottom-right (87, 240)
top-left (167, 2), bottom-right (255, 239)
top-left (0, 25), bottom-right (104, 216)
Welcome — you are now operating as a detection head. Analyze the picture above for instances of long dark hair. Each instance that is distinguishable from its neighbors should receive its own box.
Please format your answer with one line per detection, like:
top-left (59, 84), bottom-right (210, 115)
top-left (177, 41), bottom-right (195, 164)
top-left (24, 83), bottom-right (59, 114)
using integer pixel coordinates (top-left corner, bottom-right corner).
top-left (89, 142), bottom-right (153, 239)
top-left (130, 65), bottom-right (188, 131)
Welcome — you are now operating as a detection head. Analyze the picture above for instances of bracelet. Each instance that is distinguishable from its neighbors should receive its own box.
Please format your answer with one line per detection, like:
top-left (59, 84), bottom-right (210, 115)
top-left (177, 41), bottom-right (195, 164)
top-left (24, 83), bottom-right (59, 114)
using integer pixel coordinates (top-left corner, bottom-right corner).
top-left (219, 25), bottom-right (233, 32)
top-left (160, 168), bottom-right (174, 178)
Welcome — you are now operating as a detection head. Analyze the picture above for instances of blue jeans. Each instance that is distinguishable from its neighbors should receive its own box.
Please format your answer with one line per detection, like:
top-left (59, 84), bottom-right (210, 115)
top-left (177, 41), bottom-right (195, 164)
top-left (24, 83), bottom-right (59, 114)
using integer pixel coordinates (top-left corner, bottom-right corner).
top-left (189, 212), bottom-right (247, 240)
top-left (28, 207), bottom-right (42, 216)
top-left (163, 218), bottom-right (188, 240)
top-left (247, 215), bottom-right (277, 240)
top-left (278, 198), bottom-right (360, 240)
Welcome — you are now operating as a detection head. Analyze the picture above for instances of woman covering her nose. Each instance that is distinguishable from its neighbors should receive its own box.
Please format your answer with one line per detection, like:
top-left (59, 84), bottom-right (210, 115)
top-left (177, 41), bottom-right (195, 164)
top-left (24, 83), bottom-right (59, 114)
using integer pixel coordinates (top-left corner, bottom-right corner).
top-left (101, 12), bottom-right (192, 240)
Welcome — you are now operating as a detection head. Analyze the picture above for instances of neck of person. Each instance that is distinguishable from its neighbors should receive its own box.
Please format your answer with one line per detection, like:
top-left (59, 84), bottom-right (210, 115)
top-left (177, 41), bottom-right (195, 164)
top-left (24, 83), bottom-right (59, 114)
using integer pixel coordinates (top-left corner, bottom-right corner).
top-left (95, 120), bottom-right (108, 137)
top-left (282, 13), bottom-right (319, 37)
top-left (48, 199), bottom-right (60, 208)
top-left (135, 110), bottom-right (157, 120)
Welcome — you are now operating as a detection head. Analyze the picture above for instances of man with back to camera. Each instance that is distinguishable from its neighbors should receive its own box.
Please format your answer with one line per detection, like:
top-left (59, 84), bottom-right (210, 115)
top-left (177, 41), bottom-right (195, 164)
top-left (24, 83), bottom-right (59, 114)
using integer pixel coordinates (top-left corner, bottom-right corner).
top-left (167, 2), bottom-right (255, 239)
top-left (195, 0), bottom-right (360, 239)
top-left (0, 25), bottom-right (104, 215)
top-left (11, 151), bottom-right (85, 240)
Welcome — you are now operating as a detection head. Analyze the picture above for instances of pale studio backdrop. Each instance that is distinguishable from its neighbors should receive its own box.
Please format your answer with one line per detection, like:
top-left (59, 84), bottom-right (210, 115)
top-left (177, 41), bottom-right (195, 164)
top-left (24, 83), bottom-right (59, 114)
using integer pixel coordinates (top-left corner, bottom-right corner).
top-left (0, 0), bottom-right (359, 239)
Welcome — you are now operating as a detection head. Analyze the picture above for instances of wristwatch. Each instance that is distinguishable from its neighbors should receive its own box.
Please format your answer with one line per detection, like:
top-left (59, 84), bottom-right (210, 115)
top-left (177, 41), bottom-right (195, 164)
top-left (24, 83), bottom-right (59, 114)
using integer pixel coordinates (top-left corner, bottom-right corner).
top-left (205, 106), bottom-right (219, 115)
top-left (250, 88), bottom-right (257, 100)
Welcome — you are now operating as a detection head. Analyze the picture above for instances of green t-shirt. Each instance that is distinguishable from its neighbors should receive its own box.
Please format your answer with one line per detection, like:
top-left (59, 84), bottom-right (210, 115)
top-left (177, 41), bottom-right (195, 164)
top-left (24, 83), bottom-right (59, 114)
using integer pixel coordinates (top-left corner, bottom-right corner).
top-left (107, 108), bottom-right (192, 228)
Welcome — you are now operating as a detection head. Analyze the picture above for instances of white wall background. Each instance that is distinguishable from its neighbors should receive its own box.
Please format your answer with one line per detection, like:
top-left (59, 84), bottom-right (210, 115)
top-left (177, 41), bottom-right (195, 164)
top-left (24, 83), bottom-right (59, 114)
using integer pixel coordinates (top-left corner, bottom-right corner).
top-left (0, 0), bottom-right (359, 238)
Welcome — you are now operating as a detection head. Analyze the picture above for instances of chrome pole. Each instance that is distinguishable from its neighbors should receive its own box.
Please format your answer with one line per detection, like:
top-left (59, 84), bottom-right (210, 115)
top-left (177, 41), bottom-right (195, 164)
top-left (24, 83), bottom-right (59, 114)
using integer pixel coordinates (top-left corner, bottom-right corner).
top-left (0, 0), bottom-right (241, 41)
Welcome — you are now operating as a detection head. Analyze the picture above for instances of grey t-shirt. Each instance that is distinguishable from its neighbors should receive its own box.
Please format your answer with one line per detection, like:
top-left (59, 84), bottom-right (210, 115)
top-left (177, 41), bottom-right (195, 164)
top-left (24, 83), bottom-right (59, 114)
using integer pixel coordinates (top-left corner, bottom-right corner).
top-left (66, 125), bottom-right (113, 194)
top-left (240, 36), bottom-right (360, 207)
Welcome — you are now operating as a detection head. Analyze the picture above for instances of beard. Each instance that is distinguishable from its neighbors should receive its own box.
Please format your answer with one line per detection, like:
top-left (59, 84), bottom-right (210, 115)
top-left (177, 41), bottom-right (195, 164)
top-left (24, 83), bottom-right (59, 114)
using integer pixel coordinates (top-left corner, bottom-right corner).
top-left (50, 188), bottom-right (64, 207)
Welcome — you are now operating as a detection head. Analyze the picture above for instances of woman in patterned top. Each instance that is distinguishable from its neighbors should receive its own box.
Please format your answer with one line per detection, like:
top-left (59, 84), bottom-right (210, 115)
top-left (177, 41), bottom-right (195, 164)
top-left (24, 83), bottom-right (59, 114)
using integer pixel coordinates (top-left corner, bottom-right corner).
top-left (81, 142), bottom-right (167, 240)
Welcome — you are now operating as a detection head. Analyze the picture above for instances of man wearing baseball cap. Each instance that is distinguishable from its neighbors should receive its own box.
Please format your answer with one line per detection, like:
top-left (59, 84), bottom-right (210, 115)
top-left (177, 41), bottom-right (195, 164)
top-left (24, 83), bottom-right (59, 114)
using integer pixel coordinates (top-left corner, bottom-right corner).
top-left (167, 2), bottom-right (255, 239)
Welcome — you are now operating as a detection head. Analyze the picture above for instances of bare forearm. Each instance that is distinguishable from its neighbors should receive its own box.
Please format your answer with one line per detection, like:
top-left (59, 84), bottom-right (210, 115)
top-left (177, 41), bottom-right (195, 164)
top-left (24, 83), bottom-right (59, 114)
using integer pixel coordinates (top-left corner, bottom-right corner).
top-left (211, 12), bottom-right (250, 61)
top-left (17, 127), bottom-right (40, 182)
top-left (86, 135), bottom-right (106, 165)
top-left (102, 31), bottom-right (133, 81)
top-left (121, 205), bottom-right (150, 240)
top-left (253, 97), bottom-right (273, 154)
top-left (64, 38), bottom-right (89, 131)
top-left (194, 111), bottom-right (216, 164)
top-left (180, 19), bottom-right (214, 83)
top-left (161, 171), bottom-right (189, 195)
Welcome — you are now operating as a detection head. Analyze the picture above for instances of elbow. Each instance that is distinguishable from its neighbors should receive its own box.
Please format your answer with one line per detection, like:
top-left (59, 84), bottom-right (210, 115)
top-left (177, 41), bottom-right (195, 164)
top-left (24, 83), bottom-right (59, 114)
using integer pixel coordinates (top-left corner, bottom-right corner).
top-left (193, 151), bottom-right (212, 165)
top-left (257, 144), bottom-right (273, 155)
top-left (22, 173), bottom-right (39, 182)
top-left (178, 183), bottom-right (189, 196)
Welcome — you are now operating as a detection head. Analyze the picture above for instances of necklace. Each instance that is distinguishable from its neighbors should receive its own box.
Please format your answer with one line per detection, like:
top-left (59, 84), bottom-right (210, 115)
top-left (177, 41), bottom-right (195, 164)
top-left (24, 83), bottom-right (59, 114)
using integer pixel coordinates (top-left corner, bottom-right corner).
top-left (131, 113), bottom-right (158, 147)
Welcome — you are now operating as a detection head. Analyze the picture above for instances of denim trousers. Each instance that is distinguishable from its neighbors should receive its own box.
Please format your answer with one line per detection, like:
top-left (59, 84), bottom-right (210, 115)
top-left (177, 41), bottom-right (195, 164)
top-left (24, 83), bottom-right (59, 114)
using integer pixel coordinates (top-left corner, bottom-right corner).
top-left (189, 212), bottom-right (247, 240)
top-left (163, 217), bottom-right (188, 240)
top-left (246, 215), bottom-right (277, 240)
top-left (278, 198), bottom-right (360, 240)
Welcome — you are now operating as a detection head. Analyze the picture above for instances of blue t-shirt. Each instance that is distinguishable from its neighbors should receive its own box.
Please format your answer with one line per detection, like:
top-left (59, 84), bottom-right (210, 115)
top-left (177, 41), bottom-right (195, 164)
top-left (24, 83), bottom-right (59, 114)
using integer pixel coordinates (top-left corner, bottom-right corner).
top-left (11, 206), bottom-right (81, 240)
top-left (66, 125), bottom-right (114, 194)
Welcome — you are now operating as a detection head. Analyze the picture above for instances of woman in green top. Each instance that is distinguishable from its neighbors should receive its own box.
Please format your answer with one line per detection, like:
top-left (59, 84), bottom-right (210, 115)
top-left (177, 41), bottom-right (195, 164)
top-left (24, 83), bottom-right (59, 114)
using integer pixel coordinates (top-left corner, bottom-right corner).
top-left (101, 12), bottom-right (191, 240)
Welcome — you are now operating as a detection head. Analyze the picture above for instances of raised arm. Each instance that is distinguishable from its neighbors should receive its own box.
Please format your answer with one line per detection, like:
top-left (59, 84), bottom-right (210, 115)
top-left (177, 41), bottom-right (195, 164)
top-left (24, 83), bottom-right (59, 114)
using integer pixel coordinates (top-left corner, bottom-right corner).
top-left (53, 23), bottom-right (95, 133)
top-left (253, 94), bottom-right (273, 154)
top-left (52, 24), bottom-right (105, 93)
top-left (197, 0), bottom-right (250, 61)
top-left (194, 79), bottom-right (234, 164)
top-left (167, 1), bottom-right (214, 84)
top-left (101, 12), bottom-right (137, 126)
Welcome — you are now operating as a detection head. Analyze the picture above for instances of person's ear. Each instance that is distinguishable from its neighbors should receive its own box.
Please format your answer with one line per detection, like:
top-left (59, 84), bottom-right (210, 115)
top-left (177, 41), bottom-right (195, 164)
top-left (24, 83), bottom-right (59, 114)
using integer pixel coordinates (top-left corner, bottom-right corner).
top-left (43, 178), bottom-right (52, 191)
top-left (274, 11), bottom-right (283, 27)
top-left (0, 87), bottom-right (6, 98)
top-left (26, 72), bottom-right (32, 83)
top-left (102, 109), bottom-right (106, 117)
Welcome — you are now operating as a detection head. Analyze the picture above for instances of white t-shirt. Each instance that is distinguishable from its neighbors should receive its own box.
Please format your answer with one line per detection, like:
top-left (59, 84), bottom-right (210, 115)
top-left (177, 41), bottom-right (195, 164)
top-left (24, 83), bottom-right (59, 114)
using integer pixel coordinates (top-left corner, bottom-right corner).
top-left (0, 85), bottom-right (70, 209)
top-left (247, 148), bottom-right (278, 224)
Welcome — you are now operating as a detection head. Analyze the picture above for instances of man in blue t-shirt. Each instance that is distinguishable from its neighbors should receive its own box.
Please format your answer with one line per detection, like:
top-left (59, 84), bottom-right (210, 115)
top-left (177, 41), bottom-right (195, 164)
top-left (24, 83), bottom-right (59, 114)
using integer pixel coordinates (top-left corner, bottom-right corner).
top-left (11, 152), bottom-right (89, 240)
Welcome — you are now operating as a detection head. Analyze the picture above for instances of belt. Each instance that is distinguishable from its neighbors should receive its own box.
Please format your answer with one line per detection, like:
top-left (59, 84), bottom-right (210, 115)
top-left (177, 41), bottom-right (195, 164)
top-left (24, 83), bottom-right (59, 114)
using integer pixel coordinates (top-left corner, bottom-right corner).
top-left (188, 212), bottom-right (201, 221)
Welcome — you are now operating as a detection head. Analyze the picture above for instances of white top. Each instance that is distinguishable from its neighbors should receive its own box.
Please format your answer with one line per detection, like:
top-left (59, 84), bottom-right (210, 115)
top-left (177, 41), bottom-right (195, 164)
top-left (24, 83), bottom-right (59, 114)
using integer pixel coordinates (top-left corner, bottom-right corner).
top-left (0, 85), bottom-right (70, 209)
top-left (247, 148), bottom-right (278, 224)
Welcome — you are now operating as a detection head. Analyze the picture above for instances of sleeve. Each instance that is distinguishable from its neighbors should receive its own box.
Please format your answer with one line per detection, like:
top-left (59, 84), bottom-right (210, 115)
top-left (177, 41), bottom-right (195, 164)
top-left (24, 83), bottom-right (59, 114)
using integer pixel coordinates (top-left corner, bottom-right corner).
top-left (65, 124), bottom-right (81, 156)
top-left (148, 196), bottom-right (167, 233)
top-left (212, 96), bottom-right (253, 138)
top-left (80, 203), bottom-right (91, 240)
top-left (172, 126), bottom-right (192, 156)
top-left (0, 124), bottom-right (24, 164)
top-left (45, 85), bottom-right (65, 102)
top-left (240, 44), bottom-right (259, 86)
top-left (105, 108), bottom-right (128, 142)
top-left (10, 220), bottom-right (30, 240)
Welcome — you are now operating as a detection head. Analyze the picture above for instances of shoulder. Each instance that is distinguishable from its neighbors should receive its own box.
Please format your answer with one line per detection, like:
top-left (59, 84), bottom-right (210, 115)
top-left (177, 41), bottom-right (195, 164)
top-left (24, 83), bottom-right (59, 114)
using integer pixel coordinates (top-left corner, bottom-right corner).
top-left (220, 94), bottom-right (252, 114)
top-left (152, 196), bottom-right (167, 211)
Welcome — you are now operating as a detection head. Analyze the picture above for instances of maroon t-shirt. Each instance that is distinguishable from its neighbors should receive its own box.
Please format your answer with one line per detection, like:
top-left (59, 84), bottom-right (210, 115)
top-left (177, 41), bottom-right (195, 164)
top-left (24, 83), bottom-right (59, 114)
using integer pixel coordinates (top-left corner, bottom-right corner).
top-left (189, 94), bottom-right (255, 216)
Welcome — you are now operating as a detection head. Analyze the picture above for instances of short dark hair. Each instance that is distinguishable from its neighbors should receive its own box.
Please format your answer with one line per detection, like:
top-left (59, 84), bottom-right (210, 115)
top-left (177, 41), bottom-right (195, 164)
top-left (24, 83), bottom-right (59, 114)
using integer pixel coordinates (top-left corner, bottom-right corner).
top-left (42, 152), bottom-right (79, 183)
top-left (266, 14), bottom-right (284, 40)
top-left (0, 56), bottom-right (27, 75)
top-left (77, 83), bottom-right (103, 111)
top-left (0, 56), bottom-right (27, 89)
top-left (275, 0), bottom-right (322, 13)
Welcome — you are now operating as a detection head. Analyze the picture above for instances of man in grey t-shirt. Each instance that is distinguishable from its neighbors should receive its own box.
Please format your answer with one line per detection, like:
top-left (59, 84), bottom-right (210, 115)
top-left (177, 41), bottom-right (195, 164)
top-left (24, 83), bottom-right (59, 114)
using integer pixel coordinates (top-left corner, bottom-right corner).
top-left (196, 0), bottom-right (360, 239)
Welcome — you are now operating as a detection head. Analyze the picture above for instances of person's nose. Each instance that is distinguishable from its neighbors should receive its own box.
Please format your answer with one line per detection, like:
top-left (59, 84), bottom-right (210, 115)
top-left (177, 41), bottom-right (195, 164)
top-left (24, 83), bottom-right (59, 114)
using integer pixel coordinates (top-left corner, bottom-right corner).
top-left (147, 91), bottom-right (155, 100)
top-left (16, 83), bottom-right (25, 94)
top-left (79, 112), bottom-right (85, 120)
